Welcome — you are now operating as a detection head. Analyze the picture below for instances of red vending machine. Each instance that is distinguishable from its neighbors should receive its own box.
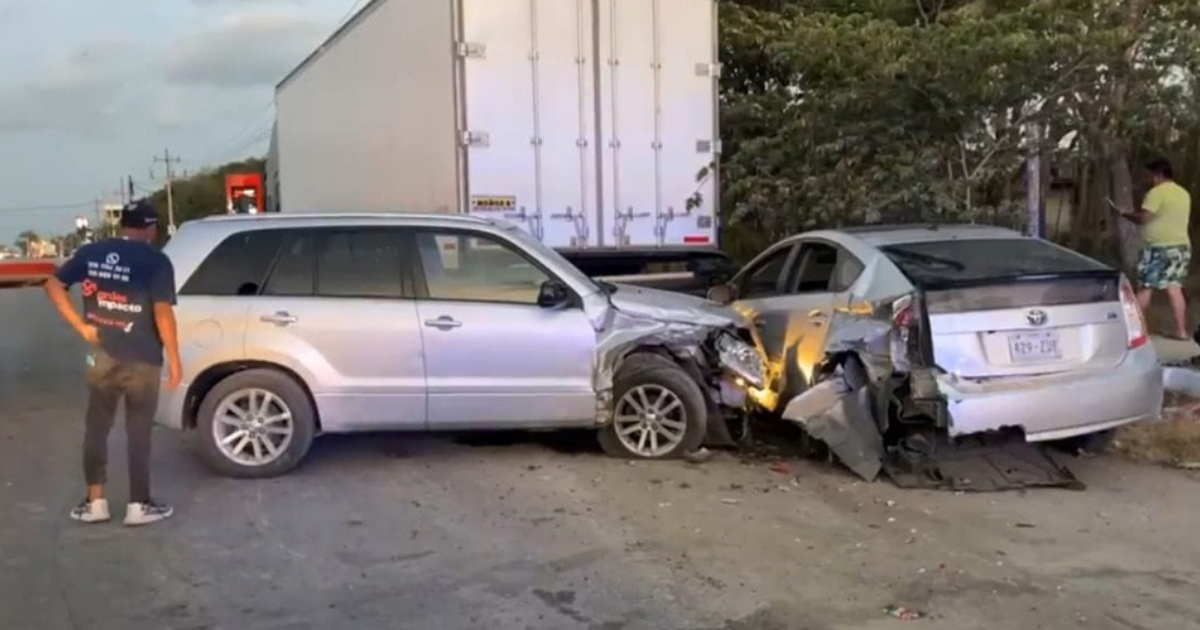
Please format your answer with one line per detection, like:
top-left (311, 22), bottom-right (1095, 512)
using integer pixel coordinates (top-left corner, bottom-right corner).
top-left (225, 173), bottom-right (264, 214)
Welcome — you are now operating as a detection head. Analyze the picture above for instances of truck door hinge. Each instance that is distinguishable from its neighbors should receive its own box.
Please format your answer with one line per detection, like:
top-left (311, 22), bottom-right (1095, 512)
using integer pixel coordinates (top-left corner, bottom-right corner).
top-left (460, 130), bottom-right (490, 147)
top-left (456, 42), bottom-right (487, 59)
top-left (695, 62), bottom-right (722, 78)
top-left (696, 139), bottom-right (722, 154)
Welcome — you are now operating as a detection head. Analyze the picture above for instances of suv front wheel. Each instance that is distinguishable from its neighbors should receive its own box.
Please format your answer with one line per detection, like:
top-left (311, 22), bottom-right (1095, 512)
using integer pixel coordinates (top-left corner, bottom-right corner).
top-left (598, 354), bottom-right (708, 459)
top-left (195, 368), bottom-right (317, 478)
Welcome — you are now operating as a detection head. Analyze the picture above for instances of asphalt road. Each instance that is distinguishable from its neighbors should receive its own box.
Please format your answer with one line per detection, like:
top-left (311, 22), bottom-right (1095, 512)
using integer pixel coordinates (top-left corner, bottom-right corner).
top-left (3, 286), bottom-right (1200, 630)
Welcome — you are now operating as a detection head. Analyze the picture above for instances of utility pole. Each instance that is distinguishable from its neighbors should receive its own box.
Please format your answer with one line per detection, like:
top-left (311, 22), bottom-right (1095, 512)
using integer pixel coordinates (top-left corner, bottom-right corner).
top-left (152, 149), bottom-right (182, 235)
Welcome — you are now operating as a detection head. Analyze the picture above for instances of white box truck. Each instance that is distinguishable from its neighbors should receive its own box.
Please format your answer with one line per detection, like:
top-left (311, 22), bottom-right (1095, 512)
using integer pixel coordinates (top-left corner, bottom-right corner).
top-left (267, 0), bottom-right (721, 257)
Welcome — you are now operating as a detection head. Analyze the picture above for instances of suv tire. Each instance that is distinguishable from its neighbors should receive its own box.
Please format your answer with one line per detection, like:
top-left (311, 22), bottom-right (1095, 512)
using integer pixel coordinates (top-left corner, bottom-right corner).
top-left (599, 353), bottom-right (708, 459)
top-left (195, 368), bottom-right (317, 478)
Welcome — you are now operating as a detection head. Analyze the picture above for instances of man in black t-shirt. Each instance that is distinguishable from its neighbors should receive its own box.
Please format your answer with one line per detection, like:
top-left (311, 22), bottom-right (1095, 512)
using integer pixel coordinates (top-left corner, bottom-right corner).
top-left (44, 199), bottom-right (182, 526)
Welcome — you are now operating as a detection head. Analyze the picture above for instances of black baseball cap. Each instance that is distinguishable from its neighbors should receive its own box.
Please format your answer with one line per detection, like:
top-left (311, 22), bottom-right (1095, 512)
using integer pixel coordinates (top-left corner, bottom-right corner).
top-left (120, 199), bottom-right (160, 229)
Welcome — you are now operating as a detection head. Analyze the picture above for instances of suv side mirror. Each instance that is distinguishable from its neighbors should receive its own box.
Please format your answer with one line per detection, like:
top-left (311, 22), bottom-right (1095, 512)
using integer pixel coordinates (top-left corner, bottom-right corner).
top-left (706, 283), bottom-right (736, 305)
top-left (537, 280), bottom-right (571, 309)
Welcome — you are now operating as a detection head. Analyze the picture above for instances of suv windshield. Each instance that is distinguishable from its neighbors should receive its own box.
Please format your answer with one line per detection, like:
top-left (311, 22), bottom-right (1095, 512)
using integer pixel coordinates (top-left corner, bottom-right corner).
top-left (499, 224), bottom-right (601, 294)
top-left (881, 238), bottom-right (1108, 286)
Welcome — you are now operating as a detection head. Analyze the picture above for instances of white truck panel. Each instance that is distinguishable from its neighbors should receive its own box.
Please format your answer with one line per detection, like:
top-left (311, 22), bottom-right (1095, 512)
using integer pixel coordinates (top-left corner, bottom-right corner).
top-left (459, 0), bottom-right (599, 249)
top-left (275, 0), bottom-right (459, 215)
top-left (596, 0), bottom-right (719, 248)
top-left (272, 0), bottom-right (718, 251)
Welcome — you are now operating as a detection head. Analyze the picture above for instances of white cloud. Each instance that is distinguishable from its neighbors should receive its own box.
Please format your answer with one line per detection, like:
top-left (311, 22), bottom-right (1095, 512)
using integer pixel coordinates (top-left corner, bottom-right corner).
top-left (165, 10), bottom-right (328, 89)
top-left (0, 35), bottom-right (145, 133)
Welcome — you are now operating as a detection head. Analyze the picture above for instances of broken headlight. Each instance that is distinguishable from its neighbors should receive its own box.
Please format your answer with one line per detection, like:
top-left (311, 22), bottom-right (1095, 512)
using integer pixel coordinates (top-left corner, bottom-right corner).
top-left (714, 332), bottom-right (765, 389)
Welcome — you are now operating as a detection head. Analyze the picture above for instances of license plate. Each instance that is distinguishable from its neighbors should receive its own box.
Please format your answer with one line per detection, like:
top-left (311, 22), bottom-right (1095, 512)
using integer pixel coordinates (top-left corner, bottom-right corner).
top-left (1007, 330), bottom-right (1062, 363)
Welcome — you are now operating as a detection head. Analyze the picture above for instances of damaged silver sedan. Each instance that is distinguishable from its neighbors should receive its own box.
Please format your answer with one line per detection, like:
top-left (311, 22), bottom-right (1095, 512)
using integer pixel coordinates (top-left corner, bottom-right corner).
top-left (710, 224), bottom-right (1162, 489)
top-left (155, 213), bottom-right (765, 478)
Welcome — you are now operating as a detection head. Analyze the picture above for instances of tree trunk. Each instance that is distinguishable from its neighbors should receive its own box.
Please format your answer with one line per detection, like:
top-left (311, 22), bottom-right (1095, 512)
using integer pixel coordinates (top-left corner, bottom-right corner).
top-left (1105, 0), bottom-right (1150, 270)
top-left (1110, 154), bottom-right (1141, 271)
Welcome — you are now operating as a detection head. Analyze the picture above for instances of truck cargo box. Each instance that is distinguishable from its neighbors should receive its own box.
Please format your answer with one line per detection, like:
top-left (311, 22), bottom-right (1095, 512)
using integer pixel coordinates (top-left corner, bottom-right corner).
top-left (271, 0), bottom-right (720, 251)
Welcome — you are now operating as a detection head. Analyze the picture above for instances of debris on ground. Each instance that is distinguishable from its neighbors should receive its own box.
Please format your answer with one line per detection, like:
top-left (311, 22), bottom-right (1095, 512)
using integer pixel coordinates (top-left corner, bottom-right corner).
top-left (768, 462), bottom-right (793, 475)
top-left (684, 447), bottom-right (719, 464)
top-left (885, 429), bottom-right (1084, 492)
top-left (884, 604), bottom-right (926, 620)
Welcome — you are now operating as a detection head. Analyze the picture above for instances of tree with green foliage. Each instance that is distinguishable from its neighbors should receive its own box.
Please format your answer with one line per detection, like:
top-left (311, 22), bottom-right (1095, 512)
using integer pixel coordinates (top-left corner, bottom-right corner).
top-left (145, 158), bottom-right (267, 229)
top-left (718, 0), bottom-right (1200, 265)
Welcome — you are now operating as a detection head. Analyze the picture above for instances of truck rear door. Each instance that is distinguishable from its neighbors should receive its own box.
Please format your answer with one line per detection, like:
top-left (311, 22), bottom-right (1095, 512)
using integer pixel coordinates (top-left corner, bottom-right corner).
top-left (457, 0), bottom-right (719, 250)
top-left (458, 0), bottom-right (600, 249)
top-left (595, 0), bottom-right (719, 248)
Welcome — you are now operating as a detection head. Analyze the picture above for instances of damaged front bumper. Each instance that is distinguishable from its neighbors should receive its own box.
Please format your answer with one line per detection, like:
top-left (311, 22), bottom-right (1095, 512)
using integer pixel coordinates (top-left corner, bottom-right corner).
top-left (590, 283), bottom-right (767, 428)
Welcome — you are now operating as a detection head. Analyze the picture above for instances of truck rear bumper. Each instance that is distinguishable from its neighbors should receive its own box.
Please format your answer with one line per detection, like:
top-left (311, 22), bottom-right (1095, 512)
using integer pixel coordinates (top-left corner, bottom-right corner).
top-left (937, 344), bottom-right (1163, 442)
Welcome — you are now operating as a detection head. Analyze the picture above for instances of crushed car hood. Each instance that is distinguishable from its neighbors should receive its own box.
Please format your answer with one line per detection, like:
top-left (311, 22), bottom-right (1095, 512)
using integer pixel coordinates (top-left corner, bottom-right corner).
top-left (605, 283), bottom-right (742, 328)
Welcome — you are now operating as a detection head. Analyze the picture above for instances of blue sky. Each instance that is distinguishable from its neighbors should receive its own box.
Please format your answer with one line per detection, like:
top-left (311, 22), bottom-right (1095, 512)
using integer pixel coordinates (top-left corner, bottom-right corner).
top-left (0, 0), bottom-right (357, 245)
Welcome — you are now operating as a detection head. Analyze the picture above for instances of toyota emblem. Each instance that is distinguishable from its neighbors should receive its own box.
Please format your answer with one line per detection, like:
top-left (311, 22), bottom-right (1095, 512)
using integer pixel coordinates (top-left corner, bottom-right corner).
top-left (1026, 309), bottom-right (1048, 327)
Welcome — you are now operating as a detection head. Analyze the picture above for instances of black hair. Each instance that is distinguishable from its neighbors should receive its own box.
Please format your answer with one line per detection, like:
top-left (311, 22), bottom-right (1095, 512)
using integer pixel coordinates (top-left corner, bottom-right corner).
top-left (1145, 157), bottom-right (1174, 180)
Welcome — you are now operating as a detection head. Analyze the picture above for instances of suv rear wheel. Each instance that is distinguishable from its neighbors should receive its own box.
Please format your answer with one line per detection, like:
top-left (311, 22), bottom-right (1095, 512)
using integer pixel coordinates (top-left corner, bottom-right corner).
top-left (195, 368), bottom-right (317, 478)
top-left (598, 354), bottom-right (707, 459)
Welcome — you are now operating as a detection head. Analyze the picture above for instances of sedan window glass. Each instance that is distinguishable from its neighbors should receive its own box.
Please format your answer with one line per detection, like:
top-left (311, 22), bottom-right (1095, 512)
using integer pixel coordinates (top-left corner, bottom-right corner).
top-left (881, 238), bottom-right (1106, 286)
top-left (415, 231), bottom-right (550, 305)
top-left (739, 247), bottom-right (790, 298)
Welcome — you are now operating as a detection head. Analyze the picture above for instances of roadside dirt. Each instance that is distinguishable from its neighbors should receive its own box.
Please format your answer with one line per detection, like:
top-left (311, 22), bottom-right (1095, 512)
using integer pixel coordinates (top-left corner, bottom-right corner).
top-left (1111, 391), bottom-right (1200, 467)
top-left (533, 443), bottom-right (1200, 629)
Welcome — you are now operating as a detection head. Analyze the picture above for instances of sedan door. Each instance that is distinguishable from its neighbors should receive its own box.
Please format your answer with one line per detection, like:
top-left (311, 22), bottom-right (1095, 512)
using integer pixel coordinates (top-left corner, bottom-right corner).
top-left (407, 228), bottom-right (596, 429)
top-left (243, 227), bottom-right (427, 431)
top-left (735, 239), bottom-right (864, 398)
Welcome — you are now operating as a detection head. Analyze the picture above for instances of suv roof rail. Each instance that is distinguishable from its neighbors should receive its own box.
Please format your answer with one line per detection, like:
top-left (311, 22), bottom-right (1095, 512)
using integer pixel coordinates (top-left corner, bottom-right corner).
top-left (195, 212), bottom-right (493, 224)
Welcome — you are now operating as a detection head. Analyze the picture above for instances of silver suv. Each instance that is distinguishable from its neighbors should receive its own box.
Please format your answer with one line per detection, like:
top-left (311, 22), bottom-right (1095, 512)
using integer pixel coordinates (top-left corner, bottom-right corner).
top-left (156, 213), bottom-right (764, 477)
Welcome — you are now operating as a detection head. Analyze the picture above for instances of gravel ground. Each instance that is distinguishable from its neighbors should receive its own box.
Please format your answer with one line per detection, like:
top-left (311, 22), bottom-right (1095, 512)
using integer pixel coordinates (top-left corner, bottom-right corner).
top-left (3, 287), bottom-right (1199, 630)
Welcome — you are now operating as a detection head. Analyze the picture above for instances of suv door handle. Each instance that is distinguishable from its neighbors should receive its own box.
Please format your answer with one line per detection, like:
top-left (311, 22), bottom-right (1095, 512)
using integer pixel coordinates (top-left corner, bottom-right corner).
top-left (260, 311), bottom-right (299, 326)
top-left (424, 316), bottom-right (462, 330)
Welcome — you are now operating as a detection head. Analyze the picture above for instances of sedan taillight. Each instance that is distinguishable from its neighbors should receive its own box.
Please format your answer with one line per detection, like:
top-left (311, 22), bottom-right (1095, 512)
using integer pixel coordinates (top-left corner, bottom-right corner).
top-left (1118, 275), bottom-right (1148, 349)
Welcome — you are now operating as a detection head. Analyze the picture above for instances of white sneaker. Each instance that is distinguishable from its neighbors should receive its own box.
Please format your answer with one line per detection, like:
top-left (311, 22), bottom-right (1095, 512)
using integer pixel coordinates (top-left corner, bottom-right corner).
top-left (70, 498), bottom-right (111, 524)
top-left (124, 500), bottom-right (174, 526)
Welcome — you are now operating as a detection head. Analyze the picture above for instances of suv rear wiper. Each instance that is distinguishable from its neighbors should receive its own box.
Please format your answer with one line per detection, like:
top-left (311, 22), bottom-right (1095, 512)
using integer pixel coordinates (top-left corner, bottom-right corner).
top-left (884, 248), bottom-right (966, 271)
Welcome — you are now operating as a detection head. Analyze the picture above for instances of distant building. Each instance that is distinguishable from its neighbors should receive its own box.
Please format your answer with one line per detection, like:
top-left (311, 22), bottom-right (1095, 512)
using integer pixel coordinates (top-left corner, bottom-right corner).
top-left (101, 203), bottom-right (123, 228)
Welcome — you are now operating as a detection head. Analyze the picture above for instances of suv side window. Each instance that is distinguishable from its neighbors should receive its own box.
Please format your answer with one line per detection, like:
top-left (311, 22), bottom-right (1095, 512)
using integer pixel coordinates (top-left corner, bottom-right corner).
top-left (262, 231), bottom-right (316, 297)
top-left (260, 228), bottom-right (407, 299)
top-left (738, 245), bottom-right (793, 299)
top-left (316, 230), bottom-right (406, 299)
top-left (412, 230), bottom-right (552, 305)
top-left (791, 241), bottom-right (864, 294)
top-left (180, 229), bottom-right (285, 296)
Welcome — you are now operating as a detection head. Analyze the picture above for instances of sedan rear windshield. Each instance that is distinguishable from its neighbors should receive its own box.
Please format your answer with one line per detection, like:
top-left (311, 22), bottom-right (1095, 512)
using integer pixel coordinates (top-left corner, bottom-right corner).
top-left (880, 238), bottom-right (1109, 287)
